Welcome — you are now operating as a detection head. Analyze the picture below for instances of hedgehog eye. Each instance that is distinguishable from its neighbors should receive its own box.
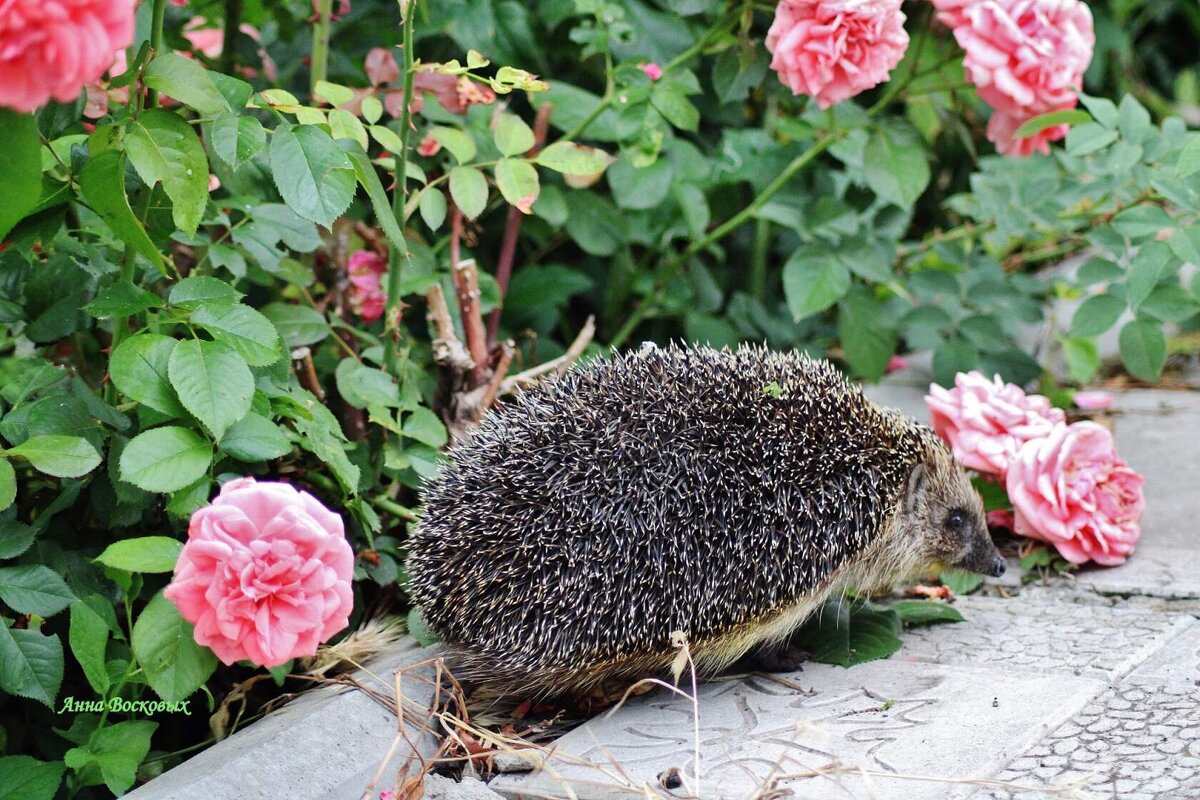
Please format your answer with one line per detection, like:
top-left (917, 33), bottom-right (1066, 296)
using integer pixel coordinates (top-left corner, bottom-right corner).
top-left (946, 510), bottom-right (966, 531)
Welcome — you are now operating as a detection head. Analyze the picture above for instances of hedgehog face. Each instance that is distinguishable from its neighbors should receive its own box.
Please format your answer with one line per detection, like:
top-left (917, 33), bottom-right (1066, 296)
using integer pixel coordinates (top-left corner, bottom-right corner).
top-left (898, 447), bottom-right (1005, 579)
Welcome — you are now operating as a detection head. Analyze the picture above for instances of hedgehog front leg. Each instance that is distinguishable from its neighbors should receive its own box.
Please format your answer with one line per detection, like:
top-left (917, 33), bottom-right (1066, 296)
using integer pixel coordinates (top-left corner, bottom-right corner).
top-left (745, 641), bottom-right (811, 674)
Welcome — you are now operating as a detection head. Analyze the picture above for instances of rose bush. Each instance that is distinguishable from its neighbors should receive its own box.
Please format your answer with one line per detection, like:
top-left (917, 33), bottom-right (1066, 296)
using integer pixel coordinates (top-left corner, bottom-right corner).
top-left (0, 0), bottom-right (1194, 793)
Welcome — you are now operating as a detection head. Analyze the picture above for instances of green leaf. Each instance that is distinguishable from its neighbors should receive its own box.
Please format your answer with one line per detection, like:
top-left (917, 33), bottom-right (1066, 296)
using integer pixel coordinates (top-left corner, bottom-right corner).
top-left (428, 126), bottom-right (477, 164)
top-left (939, 568), bottom-right (984, 595)
top-left (168, 339), bottom-right (254, 440)
top-left (1125, 242), bottom-right (1174, 308)
top-left (191, 303), bottom-right (283, 366)
top-left (0, 565), bottom-right (75, 617)
top-left (110, 334), bottom-right (185, 417)
top-left (78, 150), bottom-right (166, 272)
top-left (219, 413), bottom-right (291, 462)
top-left (1062, 336), bottom-right (1100, 383)
top-left (891, 600), bottom-right (965, 627)
top-left (419, 187), bottom-right (447, 230)
top-left (1070, 293), bottom-right (1125, 337)
top-left (1078, 93), bottom-right (1118, 128)
top-left (132, 592), bottom-right (218, 702)
top-left (801, 602), bottom-right (902, 667)
top-left (864, 121), bottom-right (930, 208)
top-left (0, 460), bottom-right (14, 512)
top-left (125, 109), bottom-right (210, 236)
top-left (1176, 135), bottom-right (1200, 179)
top-left (119, 427), bottom-right (213, 493)
top-left (1116, 94), bottom-right (1152, 144)
top-left (69, 599), bottom-right (111, 694)
top-left (0, 110), bottom-right (44, 241)
top-left (328, 108), bottom-right (369, 150)
top-left (0, 756), bottom-right (65, 800)
top-left (313, 80), bottom-right (355, 107)
top-left (64, 720), bottom-right (157, 796)
top-left (536, 142), bottom-right (616, 176)
top-left (95, 537), bottom-right (183, 574)
top-left (211, 113), bottom-right (266, 170)
top-left (83, 280), bottom-right (162, 319)
top-left (269, 124), bottom-right (356, 228)
top-left (650, 83), bottom-right (700, 132)
top-left (493, 113), bottom-right (535, 156)
top-left (493, 158), bottom-right (540, 213)
top-left (838, 289), bottom-right (896, 380)
top-left (783, 248), bottom-right (851, 320)
top-left (1112, 207), bottom-right (1174, 240)
top-left (168, 275), bottom-right (244, 309)
top-left (340, 141), bottom-right (407, 256)
top-left (407, 606), bottom-right (439, 646)
top-left (144, 53), bottom-right (230, 115)
top-left (1013, 109), bottom-right (1092, 138)
top-left (1118, 320), bottom-right (1166, 382)
top-left (336, 360), bottom-right (400, 409)
top-left (0, 626), bottom-right (62, 708)
top-left (449, 166), bottom-right (488, 220)
top-left (8, 435), bottom-right (101, 478)
top-left (1065, 122), bottom-right (1118, 156)
top-left (0, 519), bottom-right (36, 560)
top-left (262, 303), bottom-right (329, 348)
top-left (403, 407), bottom-right (448, 449)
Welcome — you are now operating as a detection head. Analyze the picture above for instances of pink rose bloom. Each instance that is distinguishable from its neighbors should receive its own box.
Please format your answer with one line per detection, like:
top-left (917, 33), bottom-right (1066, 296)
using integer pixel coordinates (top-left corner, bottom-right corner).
top-left (926, 371), bottom-right (1066, 477)
top-left (165, 478), bottom-right (354, 667)
top-left (365, 47), bottom-right (400, 86)
top-left (347, 250), bottom-right (387, 323)
top-left (885, 354), bottom-right (909, 374)
top-left (1074, 390), bottom-right (1115, 411)
top-left (1006, 422), bottom-right (1144, 565)
top-left (986, 107), bottom-right (1071, 156)
top-left (986, 509), bottom-right (1016, 531)
top-left (949, 0), bottom-right (1093, 118)
top-left (640, 62), bottom-right (664, 81)
top-left (931, 0), bottom-right (971, 29)
top-left (766, 0), bottom-right (909, 110)
top-left (0, 0), bottom-right (136, 113)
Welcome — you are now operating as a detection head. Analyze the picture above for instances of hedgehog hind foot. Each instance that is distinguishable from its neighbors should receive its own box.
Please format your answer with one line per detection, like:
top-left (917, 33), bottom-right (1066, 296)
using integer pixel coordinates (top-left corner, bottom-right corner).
top-left (744, 641), bottom-right (811, 674)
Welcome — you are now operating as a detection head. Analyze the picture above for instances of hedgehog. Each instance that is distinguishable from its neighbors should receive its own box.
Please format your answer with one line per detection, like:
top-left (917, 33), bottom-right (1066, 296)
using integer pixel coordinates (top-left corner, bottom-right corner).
top-left (406, 344), bottom-right (1005, 698)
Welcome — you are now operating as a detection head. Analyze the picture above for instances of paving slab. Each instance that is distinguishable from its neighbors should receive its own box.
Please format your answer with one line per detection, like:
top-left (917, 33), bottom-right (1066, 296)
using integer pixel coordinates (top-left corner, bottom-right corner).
top-left (897, 594), bottom-right (1196, 682)
top-left (974, 682), bottom-right (1200, 800)
top-left (492, 660), bottom-right (1105, 800)
top-left (1125, 620), bottom-right (1200, 688)
top-left (125, 639), bottom-right (441, 800)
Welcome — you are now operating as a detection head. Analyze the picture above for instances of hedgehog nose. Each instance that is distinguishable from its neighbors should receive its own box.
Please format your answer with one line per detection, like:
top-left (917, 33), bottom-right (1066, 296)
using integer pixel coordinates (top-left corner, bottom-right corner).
top-left (987, 555), bottom-right (1007, 578)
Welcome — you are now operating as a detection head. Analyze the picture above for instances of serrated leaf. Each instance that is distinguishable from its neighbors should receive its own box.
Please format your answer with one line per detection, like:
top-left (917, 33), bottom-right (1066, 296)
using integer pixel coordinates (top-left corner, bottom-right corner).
top-left (419, 187), bottom-right (447, 230)
top-left (429, 126), bottom-right (476, 164)
top-left (0, 626), bottom-right (63, 708)
top-left (211, 114), bottom-right (266, 170)
top-left (132, 591), bottom-right (218, 701)
top-left (64, 719), bottom-right (157, 796)
top-left (0, 460), bottom-right (13, 512)
top-left (313, 80), bottom-right (354, 107)
top-left (406, 606), bottom-right (439, 646)
top-left (493, 113), bottom-right (535, 156)
top-left (8, 435), bottom-right (101, 478)
top-left (269, 124), bottom-right (356, 228)
top-left (0, 565), bottom-right (75, 617)
top-left (144, 53), bottom-right (230, 115)
top-left (78, 150), bottom-right (165, 272)
top-left (1176, 135), bottom-right (1200, 179)
top-left (0, 519), bottom-right (36, 559)
top-left (801, 602), bottom-right (902, 667)
top-left (939, 568), bottom-right (984, 595)
top-left (650, 83), bottom-right (700, 132)
top-left (261, 303), bottom-right (329, 348)
top-left (119, 427), bottom-right (213, 493)
top-left (168, 275), bottom-right (244, 309)
top-left (1065, 122), bottom-right (1117, 156)
top-left (891, 600), bottom-right (965, 627)
top-left (403, 407), bottom-right (448, 449)
top-left (69, 599), bottom-right (111, 694)
top-left (1126, 242), bottom-right (1174, 308)
top-left (493, 158), bottom-right (539, 213)
top-left (535, 141), bottom-right (616, 176)
top-left (83, 280), bottom-right (162, 319)
top-left (0, 110), bottom-right (44, 241)
top-left (1118, 320), bottom-right (1166, 382)
top-left (328, 108), bottom-right (369, 151)
top-left (449, 166), bottom-right (488, 220)
top-left (0, 755), bottom-right (65, 800)
top-left (838, 288), bottom-right (896, 380)
top-left (191, 303), bottom-right (282, 366)
top-left (864, 121), bottom-right (930, 207)
top-left (1062, 336), bottom-right (1100, 383)
top-left (125, 109), bottom-right (210, 236)
top-left (783, 248), bottom-right (851, 320)
top-left (95, 536), bottom-right (183, 574)
top-left (168, 339), bottom-right (253, 440)
top-left (340, 140), bottom-right (407, 257)
top-left (1070, 293), bottom-right (1125, 337)
top-left (109, 334), bottom-right (185, 417)
top-left (219, 413), bottom-right (291, 462)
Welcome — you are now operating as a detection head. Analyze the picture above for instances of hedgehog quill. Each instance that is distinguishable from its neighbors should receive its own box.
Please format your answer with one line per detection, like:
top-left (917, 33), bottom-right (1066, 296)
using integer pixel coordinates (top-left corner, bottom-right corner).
top-left (407, 345), bottom-right (1005, 698)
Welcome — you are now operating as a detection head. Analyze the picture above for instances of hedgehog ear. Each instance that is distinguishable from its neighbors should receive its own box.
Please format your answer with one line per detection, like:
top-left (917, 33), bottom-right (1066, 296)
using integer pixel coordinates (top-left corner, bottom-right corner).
top-left (905, 464), bottom-right (928, 514)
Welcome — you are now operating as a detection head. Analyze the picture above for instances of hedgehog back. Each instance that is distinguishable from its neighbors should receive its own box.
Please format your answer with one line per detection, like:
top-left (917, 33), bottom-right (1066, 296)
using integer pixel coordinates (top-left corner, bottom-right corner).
top-left (406, 346), bottom-right (928, 685)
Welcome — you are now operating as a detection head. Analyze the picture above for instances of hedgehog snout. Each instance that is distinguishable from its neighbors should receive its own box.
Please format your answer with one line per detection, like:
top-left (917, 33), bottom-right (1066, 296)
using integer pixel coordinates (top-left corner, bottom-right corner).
top-left (986, 554), bottom-right (1007, 577)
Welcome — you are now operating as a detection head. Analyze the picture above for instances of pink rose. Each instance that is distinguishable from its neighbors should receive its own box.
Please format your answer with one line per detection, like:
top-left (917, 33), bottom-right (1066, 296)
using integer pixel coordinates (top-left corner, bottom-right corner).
top-left (165, 478), bottom-right (354, 667)
top-left (1006, 422), bottom-right (1144, 565)
top-left (949, 0), bottom-right (1093, 118)
top-left (640, 63), bottom-right (664, 81)
top-left (885, 354), bottom-right (909, 374)
top-left (986, 107), bottom-right (1071, 156)
top-left (931, 0), bottom-right (971, 29)
top-left (765, 0), bottom-right (909, 110)
top-left (347, 250), bottom-right (388, 323)
top-left (365, 47), bottom-right (400, 86)
top-left (1074, 390), bottom-right (1115, 411)
top-left (926, 371), bottom-right (1066, 477)
top-left (0, 0), bottom-right (136, 113)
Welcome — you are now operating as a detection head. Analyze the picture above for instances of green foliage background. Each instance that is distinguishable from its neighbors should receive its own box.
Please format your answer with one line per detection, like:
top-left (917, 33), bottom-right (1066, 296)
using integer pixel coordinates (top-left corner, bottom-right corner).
top-left (0, 0), bottom-right (1198, 796)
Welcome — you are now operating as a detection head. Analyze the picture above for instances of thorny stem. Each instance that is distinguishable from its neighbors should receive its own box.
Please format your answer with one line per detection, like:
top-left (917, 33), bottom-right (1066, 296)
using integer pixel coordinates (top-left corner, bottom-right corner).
top-left (310, 0), bottom-right (333, 94)
top-left (220, 0), bottom-right (243, 76)
top-left (383, 2), bottom-right (417, 376)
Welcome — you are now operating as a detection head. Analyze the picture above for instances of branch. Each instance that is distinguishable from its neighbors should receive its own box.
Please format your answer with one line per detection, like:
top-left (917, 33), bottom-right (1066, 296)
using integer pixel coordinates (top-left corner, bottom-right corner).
top-left (449, 210), bottom-right (489, 388)
top-left (500, 315), bottom-right (595, 394)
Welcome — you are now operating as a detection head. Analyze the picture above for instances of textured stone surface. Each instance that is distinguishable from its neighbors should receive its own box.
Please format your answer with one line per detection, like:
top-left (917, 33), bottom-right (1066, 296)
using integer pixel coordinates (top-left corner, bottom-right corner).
top-left (898, 594), bottom-right (1195, 681)
top-left (493, 660), bottom-right (1104, 800)
top-left (124, 639), bottom-right (440, 800)
top-left (976, 682), bottom-right (1200, 800)
top-left (1126, 621), bottom-right (1200, 688)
